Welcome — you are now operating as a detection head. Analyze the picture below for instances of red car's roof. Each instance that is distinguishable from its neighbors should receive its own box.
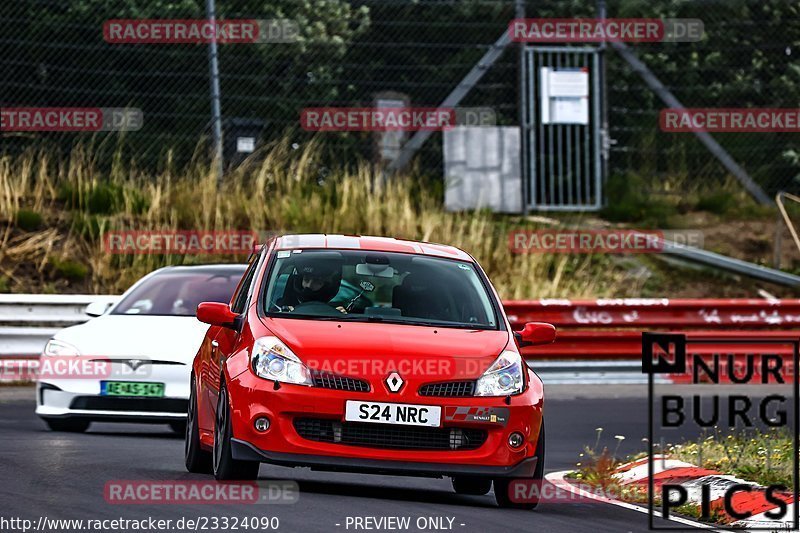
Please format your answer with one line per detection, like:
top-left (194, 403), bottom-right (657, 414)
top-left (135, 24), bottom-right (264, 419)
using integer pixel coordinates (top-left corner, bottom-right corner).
top-left (272, 234), bottom-right (473, 261)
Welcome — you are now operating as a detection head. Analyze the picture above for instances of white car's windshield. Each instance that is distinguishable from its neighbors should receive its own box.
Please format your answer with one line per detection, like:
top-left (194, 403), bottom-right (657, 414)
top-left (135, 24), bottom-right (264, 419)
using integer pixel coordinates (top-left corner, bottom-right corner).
top-left (263, 249), bottom-right (498, 329)
top-left (112, 268), bottom-right (244, 317)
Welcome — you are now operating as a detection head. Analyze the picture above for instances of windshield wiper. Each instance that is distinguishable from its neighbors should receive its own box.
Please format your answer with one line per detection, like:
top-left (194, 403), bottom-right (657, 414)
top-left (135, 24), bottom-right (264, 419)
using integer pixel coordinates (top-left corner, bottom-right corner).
top-left (351, 317), bottom-right (491, 329)
top-left (267, 314), bottom-right (382, 322)
top-left (268, 313), bottom-right (491, 329)
top-left (321, 315), bottom-right (385, 322)
top-left (404, 321), bottom-right (491, 329)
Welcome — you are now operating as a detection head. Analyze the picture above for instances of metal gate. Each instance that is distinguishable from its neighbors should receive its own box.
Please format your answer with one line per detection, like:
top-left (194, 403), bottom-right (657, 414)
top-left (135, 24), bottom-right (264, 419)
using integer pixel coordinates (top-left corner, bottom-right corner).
top-left (523, 46), bottom-right (603, 211)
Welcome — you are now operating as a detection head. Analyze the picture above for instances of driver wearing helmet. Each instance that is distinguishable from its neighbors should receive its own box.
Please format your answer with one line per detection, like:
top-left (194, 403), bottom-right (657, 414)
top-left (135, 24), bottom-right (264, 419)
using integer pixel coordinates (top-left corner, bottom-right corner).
top-left (280, 254), bottom-right (346, 313)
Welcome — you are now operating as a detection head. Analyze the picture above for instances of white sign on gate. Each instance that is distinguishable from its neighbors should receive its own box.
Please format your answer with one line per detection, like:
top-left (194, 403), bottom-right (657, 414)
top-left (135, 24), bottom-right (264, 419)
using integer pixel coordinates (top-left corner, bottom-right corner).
top-left (540, 67), bottom-right (590, 125)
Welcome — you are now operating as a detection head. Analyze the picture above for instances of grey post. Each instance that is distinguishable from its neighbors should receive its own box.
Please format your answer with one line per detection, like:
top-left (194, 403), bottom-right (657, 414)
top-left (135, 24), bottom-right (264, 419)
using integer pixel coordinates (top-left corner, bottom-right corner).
top-left (597, 0), bottom-right (610, 202)
top-left (516, 0), bottom-right (528, 214)
top-left (206, 0), bottom-right (224, 184)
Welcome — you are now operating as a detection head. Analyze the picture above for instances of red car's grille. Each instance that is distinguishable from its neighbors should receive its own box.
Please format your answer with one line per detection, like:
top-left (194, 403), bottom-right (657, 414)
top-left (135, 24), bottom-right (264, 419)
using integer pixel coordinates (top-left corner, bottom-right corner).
top-left (293, 418), bottom-right (487, 450)
top-left (418, 381), bottom-right (475, 397)
top-left (311, 371), bottom-right (370, 392)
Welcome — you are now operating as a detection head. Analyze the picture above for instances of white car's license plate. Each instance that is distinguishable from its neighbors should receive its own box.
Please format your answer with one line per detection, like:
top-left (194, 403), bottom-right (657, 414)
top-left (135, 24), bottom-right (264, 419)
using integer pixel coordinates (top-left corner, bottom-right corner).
top-left (345, 401), bottom-right (441, 427)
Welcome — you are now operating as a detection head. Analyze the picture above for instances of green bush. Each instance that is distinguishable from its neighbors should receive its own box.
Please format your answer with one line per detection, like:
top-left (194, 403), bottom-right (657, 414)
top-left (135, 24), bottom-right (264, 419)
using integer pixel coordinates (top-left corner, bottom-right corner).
top-left (695, 191), bottom-right (735, 215)
top-left (88, 183), bottom-right (124, 215)
top-left (15, 209), bottom-right (43, 231)
top-left (50, 258), bottom-right (89, 281)
top-left (57, 183), bottom-right (79, 208)
top-left (128, 188), bottom-right (150, 215)
top-left (600, 173), bottom-right (677, 228)
top-left (70, 213), bottom-right (104, 241)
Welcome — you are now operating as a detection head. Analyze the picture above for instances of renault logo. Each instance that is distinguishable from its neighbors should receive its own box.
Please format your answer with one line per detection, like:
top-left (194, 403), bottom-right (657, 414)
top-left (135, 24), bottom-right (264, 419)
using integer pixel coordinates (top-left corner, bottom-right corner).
top-left (385, 371), bottom-right (404, 393)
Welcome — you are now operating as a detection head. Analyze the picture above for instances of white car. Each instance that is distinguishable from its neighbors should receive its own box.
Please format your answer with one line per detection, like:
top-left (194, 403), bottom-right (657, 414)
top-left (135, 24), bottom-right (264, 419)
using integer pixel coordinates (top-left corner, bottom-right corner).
top-left (36, 264), bottom-right (247, 433)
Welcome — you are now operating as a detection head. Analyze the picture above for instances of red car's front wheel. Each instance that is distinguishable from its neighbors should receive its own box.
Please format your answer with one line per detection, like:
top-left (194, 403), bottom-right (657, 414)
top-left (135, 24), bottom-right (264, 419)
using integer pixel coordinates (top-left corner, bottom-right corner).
top-left (213, 381), bottom-right (260, 481)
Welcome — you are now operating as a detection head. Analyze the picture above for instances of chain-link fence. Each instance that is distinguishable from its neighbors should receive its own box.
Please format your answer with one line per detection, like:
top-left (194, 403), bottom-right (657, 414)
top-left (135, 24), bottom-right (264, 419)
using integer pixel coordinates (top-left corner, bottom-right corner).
top-left (607, 1), bottom-right (800, 197)
top-left (1, 0), bottom-right (521, 174)
top-left (2, 0), bottom-right (799, 198)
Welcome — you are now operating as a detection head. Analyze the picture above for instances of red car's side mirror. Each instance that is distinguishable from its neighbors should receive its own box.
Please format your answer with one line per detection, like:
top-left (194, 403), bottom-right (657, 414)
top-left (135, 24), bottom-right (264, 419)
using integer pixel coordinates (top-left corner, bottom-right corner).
top-left (197, 302), bottom-right (239, 329)
top-left (515, 322), bottom-right (556, 348)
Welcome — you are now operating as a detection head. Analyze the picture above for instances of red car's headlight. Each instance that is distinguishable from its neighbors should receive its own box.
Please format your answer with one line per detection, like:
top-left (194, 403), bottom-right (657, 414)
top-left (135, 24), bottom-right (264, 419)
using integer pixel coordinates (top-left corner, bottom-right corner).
top-left (251, 336), bottom-right (313, 386)
top-left (474, 350), bottom-right (524, 396)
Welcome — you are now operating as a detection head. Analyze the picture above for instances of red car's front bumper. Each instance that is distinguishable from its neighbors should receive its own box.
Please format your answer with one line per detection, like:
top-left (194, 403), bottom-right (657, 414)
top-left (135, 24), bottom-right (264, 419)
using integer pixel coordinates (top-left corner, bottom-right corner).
top-left (225, 368), bottom-right (544, 478)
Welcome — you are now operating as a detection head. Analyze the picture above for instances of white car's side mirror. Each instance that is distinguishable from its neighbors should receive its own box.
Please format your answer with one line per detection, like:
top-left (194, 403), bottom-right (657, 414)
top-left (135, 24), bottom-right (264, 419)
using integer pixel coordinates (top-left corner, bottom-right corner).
top-left (85, 301), bottom-right (113, 317)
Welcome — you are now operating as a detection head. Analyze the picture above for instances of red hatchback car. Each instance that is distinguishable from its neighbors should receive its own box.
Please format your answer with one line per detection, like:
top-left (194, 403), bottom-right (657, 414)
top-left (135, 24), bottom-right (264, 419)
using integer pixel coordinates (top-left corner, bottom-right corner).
top-left (185, 234), bottom-right (554, 508)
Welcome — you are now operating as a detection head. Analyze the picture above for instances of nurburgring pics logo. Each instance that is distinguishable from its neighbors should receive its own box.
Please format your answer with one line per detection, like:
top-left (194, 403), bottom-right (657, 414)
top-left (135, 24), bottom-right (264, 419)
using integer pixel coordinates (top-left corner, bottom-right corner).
top-left (660, 109), bottom-right (800, 133)
top-left (643, 332), bottom-right (799, 529)
top-left (300, 107), bottom-right (496, 131)
top-left (103, 19), bottom-right (299, 44)
top-left (509, 18), bottom-right (704, 43)
top-left (0, 108), bottom-right (142, 132)
top-left (509, 230), bottom-right (703, 254)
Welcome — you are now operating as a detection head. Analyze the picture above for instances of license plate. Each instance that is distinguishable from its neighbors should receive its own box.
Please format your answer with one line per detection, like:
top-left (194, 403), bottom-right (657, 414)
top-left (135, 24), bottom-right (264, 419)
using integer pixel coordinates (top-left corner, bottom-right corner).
top-left (345, 401), bottom-right (441, 427)
top-left (100, 381), bottom-right (165, 397)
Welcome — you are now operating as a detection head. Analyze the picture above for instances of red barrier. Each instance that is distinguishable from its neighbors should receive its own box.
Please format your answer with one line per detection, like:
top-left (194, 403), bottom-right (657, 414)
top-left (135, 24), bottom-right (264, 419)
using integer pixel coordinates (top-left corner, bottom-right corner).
top-left (503, 299), bottom-right (800, 329)
top-left (504, 299), bottom-right (800, 361)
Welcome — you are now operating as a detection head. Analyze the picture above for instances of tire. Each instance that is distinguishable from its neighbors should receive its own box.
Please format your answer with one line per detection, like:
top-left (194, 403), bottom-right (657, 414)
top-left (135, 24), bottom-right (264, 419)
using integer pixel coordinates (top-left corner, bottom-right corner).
top-left (185, 375), bottom-right (212, 474)
top-left (42, 417), bottom-right (90, 433)
top-left (494, 421), bottom-right (545, 510)
top-left (212, 381), bottom-right (260, 481)
top-left (170, 421), bottom-right (187, 435)
top-left (451, 476), bottom-right (492, 496)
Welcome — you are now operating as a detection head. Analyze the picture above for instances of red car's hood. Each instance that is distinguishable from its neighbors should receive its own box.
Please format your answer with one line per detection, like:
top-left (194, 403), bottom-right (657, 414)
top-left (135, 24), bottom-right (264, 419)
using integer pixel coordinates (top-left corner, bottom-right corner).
top-left (262, 317), bottom-right (510, 381)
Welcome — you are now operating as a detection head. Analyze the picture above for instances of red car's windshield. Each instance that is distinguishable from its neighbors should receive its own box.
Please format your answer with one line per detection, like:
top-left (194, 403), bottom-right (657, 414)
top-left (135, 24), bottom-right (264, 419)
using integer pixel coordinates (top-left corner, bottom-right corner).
top-left (263, 249), bottom-right (498, 329)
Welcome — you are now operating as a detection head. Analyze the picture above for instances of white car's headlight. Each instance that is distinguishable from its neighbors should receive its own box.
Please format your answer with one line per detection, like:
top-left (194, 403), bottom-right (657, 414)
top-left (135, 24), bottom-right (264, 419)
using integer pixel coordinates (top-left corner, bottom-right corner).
top-left (43, 339), bottom-right (81, 356)
top-left (251, 336), bottom-right (312, 386)
top-left (475, 350), bottom-right (524, 396)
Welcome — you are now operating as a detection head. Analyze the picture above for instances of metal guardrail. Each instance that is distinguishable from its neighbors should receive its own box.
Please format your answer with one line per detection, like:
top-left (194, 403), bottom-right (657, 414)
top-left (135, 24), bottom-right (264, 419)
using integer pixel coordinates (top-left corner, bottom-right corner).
top-left (530, 360), bottom-right (655, 385)
top-left (658, 238), bottom-right (800, 287)
top-left (0, 294), bottom-right (118, 358)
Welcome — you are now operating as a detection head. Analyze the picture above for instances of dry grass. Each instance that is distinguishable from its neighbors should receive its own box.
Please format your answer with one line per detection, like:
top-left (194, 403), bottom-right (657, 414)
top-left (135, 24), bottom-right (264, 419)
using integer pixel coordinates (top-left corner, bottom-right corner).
top-left (0, 141), bottom-right (630, 295)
